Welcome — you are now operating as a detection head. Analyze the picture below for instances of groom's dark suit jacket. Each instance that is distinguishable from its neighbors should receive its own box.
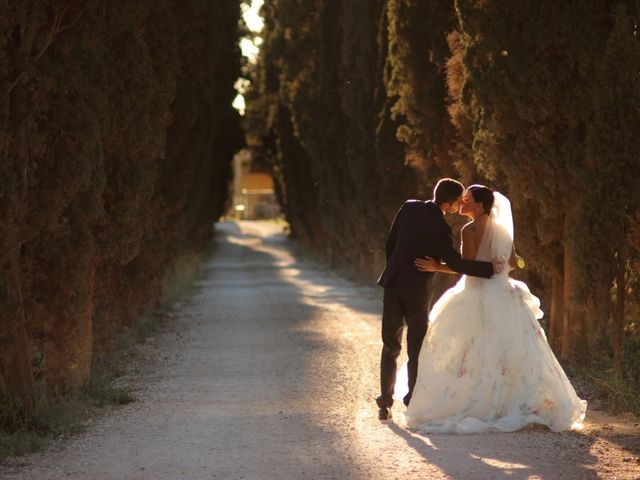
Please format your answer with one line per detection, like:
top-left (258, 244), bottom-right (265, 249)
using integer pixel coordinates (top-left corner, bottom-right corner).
top-left (377, 200), bottom-right (493, 293)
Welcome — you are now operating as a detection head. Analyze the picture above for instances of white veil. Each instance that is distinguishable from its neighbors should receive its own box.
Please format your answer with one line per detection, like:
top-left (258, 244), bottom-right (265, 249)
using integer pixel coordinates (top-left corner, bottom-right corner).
top-left (476, 191), bottom-right (514, 268)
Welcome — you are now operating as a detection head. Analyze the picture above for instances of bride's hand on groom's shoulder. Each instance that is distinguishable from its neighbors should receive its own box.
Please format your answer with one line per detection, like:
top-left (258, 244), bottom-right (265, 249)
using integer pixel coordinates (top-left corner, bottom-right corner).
top-left (415, 256), bottom-right (439, 272)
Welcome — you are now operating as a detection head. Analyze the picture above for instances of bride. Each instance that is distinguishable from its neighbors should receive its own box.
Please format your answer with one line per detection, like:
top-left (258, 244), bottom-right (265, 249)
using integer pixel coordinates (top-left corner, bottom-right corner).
top-left (404, 185), bottom-right (587, 434)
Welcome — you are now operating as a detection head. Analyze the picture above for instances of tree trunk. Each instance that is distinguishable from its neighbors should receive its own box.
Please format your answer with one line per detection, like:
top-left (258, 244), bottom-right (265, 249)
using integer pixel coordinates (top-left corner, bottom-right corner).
top-left (561, 204), bottom-right (587, 362)
top-left (549, 268), bottom-right (564, 354)
top-left (0, 245), bottom-right (34, 412)
top-left (584, 288), bottom-right (609, 356)
top-left (43, 257), bottom-right (95, 397)
top-left (612, 253), bottom-right (626, 377)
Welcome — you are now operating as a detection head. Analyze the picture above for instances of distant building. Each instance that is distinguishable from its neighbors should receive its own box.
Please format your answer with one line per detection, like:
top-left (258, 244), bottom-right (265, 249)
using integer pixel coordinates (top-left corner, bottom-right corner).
top-left (230, 149), bottom-right (281, 219)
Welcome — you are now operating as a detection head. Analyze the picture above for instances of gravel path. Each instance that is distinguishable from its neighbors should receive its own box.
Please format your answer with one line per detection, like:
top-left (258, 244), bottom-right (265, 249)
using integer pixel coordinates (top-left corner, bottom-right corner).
top-left (1, 220), bottom-right (639, 480)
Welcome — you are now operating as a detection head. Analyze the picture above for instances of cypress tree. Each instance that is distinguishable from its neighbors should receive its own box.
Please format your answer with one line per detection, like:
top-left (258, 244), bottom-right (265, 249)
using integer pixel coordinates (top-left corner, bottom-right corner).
top-left (0, 2), bottom-right (33, 411)
top-left (250, 0), bottom-right (466, 280)
top-left (385, 0), bottom-right (457, 178)
top-left (248, 0), bottom-right (324, 246)
top-left (575, 2), bottom-right (640, 373)
top-left (454, 0), bottom-right (613, 360)
top-left (250, 0), bottom-right (399, 278)
top-left (0, 0), bottom-right (242, 408)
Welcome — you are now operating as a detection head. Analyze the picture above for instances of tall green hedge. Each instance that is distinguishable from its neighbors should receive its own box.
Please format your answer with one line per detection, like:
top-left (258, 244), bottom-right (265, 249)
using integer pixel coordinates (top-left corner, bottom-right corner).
top-left (0, 0), bottom-right (242, 408)
top-left (247, 0), bottom-right (640, 365)
top-left (246, 0), bottom-right (444, 278)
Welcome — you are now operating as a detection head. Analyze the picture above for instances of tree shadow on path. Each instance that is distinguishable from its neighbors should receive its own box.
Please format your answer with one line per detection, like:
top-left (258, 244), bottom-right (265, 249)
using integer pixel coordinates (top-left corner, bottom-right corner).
top-left (388, 422), bottom-right (598, 479)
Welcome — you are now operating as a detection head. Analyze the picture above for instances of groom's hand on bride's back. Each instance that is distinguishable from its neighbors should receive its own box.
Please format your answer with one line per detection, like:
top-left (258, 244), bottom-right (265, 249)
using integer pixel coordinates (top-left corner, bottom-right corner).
top-left (414, 256), bottom-right (439, 272)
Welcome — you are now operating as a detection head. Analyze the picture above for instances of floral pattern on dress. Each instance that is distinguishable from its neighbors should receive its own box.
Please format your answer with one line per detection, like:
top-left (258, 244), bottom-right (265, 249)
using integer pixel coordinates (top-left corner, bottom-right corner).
top-left (402, 273), bottom-right (587, 434)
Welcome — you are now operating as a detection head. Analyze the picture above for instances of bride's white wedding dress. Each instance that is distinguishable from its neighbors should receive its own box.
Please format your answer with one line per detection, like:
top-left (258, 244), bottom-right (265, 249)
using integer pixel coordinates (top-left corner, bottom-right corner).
top-left (404, 193), bottom-right (587, 434)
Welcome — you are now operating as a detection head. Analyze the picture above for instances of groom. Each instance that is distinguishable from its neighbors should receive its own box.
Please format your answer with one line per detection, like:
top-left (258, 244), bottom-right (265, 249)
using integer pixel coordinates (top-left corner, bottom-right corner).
top-left (376, 178), bottom-right (496, 420)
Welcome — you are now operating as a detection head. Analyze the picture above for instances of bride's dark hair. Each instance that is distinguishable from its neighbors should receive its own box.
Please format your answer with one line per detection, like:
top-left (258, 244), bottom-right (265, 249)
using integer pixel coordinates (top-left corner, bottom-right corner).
top-left (467, 185), bottom-right (494, 215)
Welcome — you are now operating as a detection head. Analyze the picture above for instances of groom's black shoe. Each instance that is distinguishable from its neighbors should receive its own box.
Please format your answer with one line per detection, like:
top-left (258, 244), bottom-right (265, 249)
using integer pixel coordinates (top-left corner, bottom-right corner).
top-left (378, 406), bottom-right (392, 421)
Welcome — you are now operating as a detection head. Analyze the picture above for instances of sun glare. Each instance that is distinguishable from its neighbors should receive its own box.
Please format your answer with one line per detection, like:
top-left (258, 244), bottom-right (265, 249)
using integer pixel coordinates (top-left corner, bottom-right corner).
top-left (242, 0), bottom-right (264, 33)
top-left (234, 0), bottom-right (265, 115)
top-left (232, 94), bottom-right (246, 114)
top-left (239, 0), bottom-right (264, 63)
top-left (240, 37), bottom-right (260, 61)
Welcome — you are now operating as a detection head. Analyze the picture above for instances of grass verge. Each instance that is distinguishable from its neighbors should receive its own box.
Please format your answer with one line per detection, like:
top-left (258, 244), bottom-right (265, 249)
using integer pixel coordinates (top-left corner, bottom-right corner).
top-left (0, 324), bottom-right (144, 460)
top-left (0, 249), bottom-right (204, 462)
top-left (567, 335), bottom-right (640, 416)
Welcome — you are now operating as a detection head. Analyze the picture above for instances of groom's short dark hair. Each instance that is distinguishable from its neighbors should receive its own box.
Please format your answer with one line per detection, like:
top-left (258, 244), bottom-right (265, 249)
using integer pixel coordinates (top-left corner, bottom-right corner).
top-left (434, 178), bottom-right (464, 205)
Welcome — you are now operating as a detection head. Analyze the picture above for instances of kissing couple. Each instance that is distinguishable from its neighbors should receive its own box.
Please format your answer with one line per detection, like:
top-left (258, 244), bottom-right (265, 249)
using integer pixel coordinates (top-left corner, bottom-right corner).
top-left (376, 178), bottom-right (586, 434)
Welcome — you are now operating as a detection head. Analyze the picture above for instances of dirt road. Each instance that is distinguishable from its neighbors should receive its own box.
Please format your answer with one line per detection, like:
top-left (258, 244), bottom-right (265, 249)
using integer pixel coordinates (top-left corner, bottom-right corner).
top-left (1, 221), bottom-right (638, 479)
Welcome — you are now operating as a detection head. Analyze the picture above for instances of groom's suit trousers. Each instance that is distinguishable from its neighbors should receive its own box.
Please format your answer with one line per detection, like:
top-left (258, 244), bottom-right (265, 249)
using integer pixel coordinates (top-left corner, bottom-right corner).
top-left (378, 286), bottom-right (430, 408)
